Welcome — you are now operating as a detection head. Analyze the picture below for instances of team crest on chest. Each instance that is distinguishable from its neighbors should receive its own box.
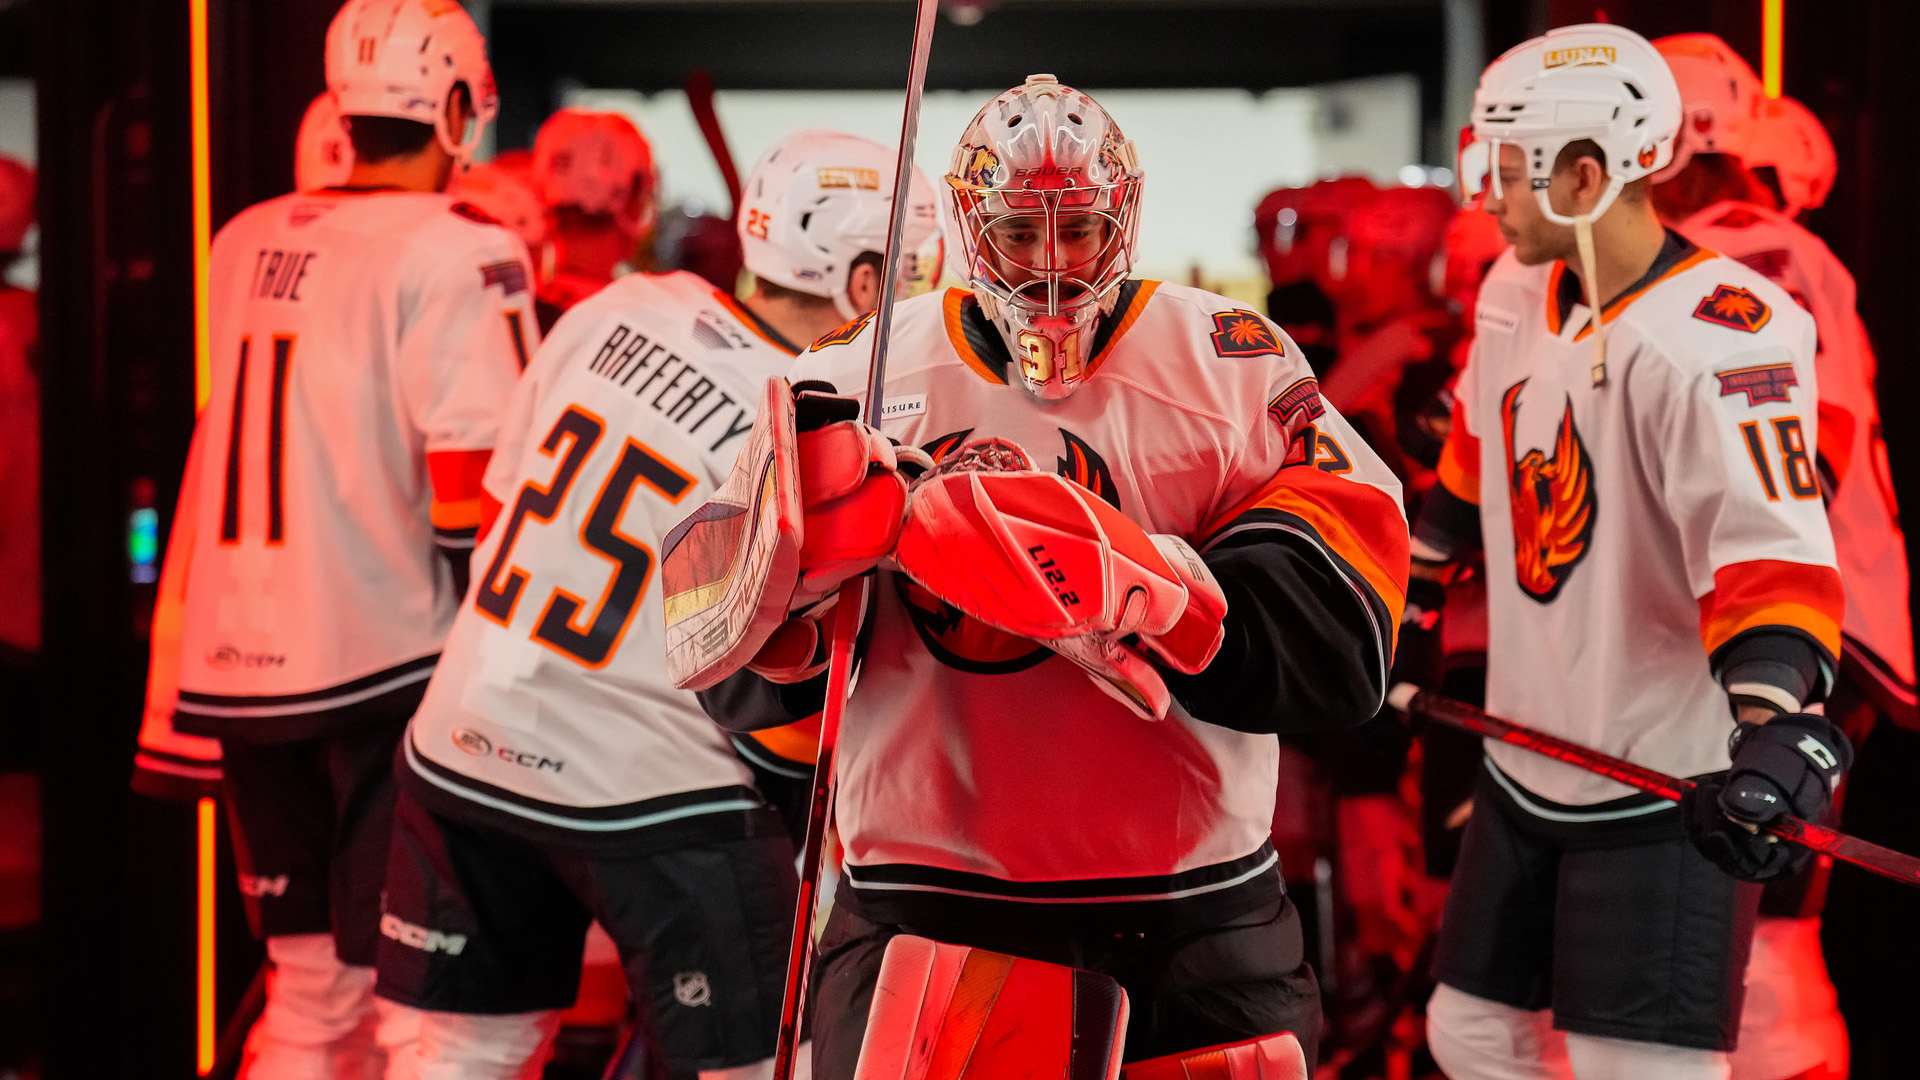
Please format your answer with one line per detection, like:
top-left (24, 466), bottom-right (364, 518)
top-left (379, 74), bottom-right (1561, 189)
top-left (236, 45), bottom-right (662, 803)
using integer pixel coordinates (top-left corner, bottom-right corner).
top-left (1056, 429), bottom-right (1121, 508)
top-left (1209, 309), bottom-right (1284, 358)
top-left (1692, 285), bottom-right (1772, 333)
top-left (1502, 380), bottom-right (1597, 604)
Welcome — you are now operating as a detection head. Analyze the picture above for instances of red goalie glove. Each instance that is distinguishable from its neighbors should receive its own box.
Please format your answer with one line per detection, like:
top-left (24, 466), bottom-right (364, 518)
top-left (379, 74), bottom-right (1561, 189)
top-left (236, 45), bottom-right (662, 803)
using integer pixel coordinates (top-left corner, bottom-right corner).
top-left (892, 441), bottom-right (1227, 719)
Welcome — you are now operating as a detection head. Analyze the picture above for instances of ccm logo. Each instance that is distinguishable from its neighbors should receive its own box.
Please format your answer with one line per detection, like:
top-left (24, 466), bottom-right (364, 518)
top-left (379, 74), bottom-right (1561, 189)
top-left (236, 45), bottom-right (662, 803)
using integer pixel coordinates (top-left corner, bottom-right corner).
top-left (380, 913), bottom-right (468, 956)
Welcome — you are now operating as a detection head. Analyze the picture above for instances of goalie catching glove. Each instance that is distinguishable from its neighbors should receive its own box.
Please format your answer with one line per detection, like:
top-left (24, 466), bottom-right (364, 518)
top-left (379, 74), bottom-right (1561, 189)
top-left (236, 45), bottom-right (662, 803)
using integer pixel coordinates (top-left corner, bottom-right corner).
top-left (891, 439), bottom-right (1227, 720)
top-left (662, 377), bottom-right (929, 689)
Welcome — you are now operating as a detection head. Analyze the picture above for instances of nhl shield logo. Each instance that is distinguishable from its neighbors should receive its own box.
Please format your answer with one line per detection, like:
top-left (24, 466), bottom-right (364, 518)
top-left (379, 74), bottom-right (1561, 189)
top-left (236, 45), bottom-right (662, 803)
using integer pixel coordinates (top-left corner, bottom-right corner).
top-left (673, 971), bottom-right (713, 1007)
top-left (1691, 284), bottom-right (1772, 333)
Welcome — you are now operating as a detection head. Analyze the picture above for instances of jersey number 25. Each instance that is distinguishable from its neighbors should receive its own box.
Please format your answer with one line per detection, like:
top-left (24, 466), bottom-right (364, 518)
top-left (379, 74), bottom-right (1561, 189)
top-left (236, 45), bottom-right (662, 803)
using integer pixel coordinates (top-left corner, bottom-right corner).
top-left (475, 405), bottom-right (694, 667)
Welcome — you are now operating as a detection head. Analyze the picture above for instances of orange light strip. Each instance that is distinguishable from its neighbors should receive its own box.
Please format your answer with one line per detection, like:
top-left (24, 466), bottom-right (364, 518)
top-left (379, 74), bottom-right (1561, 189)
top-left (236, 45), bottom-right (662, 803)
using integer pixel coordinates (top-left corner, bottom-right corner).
top-left (196, 796), bottom-right (217, 1074)
top-left (1762, 0), bottom-right (1784, 98)
top-left (189, 0), bottom-right (212, 409)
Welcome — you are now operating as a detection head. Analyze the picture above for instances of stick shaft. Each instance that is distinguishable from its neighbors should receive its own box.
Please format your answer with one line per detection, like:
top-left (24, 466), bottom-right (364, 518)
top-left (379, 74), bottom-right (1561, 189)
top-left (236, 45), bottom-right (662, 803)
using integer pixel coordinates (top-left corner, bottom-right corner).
top-left (685, 70), bottom-right (743, 217)
top-left (771, 578), bottom-right (867, 1080)
top-left (862, 0), bottom-right (941, 421)
top-left (1393, 683), bottom-right (1920, 889)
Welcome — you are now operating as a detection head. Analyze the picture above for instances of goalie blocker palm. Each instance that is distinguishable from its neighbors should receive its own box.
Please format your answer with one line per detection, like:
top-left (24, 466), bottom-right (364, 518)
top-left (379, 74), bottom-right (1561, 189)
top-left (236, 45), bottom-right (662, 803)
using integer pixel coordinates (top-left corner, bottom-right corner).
top-left (892, 443), bottom-right (1227, 720)
top-left (663, 378), bottom-right (927, 690)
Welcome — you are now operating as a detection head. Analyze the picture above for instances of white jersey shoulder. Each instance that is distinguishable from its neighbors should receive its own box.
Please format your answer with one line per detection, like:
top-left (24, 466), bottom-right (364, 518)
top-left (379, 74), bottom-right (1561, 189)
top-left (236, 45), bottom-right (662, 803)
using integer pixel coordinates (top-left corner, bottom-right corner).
top-left (404, 270), bottom-right (798, 829)
top-left (174, 189), bottom-right (533, 736)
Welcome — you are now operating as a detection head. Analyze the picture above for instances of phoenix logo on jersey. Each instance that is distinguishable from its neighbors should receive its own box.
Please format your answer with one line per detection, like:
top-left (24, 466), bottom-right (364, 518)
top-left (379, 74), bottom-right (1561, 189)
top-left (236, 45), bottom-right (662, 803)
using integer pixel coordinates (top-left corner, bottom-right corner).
top-left (1502, 380), bottom-right (1597, 603)
top-left (901, 429), bottom-right (1120, 670)
top-left (810, 311), bottom-right (875, 351)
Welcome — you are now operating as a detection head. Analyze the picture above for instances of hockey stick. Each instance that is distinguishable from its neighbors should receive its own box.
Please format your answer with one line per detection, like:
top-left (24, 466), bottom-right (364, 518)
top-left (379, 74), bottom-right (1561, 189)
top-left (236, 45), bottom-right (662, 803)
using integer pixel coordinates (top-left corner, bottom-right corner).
top-left (770, 4), bottom-right (941, 1078)
top-left (684, 69), bottom-right (742, 219)
top-left (1387, 684), bottom-right (1920, 889)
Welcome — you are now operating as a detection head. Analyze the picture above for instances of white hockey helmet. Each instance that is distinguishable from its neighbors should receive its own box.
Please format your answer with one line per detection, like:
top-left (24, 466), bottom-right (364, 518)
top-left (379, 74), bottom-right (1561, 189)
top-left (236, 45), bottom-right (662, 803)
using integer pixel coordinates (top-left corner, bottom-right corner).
top-left (1748, 95), bottom-right (1836, 216)
top-left (737, 129), bottom-right (942, 321)
top-left (324, 0), bottom-right (497, 168)
top-left (453, 159), bottom-right (548, 252)
top-left (0, 156), bottom-right (32, 254)
top-left (1651, 33), bottom-right (1765, 179)
top-left (532, 108), bottom-right (657, 237)
top-left (947, 74), bottom-right (1142, 400)
top-left (294, 92), bottom-right (355, 192)
top-left (1458, 23), bottom-right (1681, 227)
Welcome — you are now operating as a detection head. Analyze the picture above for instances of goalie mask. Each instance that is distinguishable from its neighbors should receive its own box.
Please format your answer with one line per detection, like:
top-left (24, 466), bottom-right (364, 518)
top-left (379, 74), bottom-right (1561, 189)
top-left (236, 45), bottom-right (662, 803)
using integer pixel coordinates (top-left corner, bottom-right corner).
top-left (947, 74), bottom-right (1143, 401)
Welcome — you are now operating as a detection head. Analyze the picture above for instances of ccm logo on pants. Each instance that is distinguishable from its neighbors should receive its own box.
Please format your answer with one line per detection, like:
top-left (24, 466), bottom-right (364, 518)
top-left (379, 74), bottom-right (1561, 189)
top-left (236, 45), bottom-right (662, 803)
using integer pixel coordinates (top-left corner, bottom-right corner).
top-left (381, 913), bottom-right (469, 956)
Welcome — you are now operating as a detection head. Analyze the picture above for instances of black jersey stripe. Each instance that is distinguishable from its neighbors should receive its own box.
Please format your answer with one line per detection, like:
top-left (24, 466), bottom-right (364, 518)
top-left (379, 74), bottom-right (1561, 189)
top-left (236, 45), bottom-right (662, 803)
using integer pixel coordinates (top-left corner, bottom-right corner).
top-left (178, 653), bottom-right (440, 713)
top-left (843, 843), bottom-right (1279, 904)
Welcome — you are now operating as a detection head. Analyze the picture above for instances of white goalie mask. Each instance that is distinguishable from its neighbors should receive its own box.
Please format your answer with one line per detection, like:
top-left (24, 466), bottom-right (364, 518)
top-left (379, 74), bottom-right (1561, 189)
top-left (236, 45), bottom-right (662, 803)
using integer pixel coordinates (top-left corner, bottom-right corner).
top-left (738, 129), bottom-right (943, 321)
top-left (947, 74), bottom-right (1143, 401)
top-left (324, 0), bottom-right (498, 171)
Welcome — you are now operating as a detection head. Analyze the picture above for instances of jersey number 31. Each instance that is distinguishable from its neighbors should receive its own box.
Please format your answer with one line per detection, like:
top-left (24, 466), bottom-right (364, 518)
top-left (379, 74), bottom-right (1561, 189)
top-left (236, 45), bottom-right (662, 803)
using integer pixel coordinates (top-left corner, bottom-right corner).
top-left (475, 405), bottom-right (693, 667)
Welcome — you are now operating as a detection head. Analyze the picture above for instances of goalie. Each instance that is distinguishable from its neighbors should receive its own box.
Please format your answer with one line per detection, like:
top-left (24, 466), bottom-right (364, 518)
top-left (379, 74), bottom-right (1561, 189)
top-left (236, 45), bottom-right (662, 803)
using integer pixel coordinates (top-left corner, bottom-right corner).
top-left (678, 76), bottom-right (1411, 1076)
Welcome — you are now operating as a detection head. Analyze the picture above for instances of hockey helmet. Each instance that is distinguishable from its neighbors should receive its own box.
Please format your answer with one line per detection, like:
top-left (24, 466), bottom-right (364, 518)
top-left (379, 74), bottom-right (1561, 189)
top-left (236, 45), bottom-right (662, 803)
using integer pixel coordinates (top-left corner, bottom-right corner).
top-left (738, 129), bottom-right (942, 321)
top-left (1441, 208), bottom-right (1509, 309)
top-left (0, 156), bottom-right (32, 254)
top-left (453, 158), bottom-right (548, 252)
top-left (1254, 176), bottom-right (1377, 288)
top-left (294, 92), bottom-right (354, 192)
top-left (1651, 34), bottom-right (1766, 179)
top-left (1343, 184), bottom-right (1457, 302)
top-left (324, 0), bottom-right (497, 168)
top-left (1748, 95), bottom-right (1836, 216)
top-left (533, 108), bottom-right (657, 238)
top-left (1458, 23), bottom-right (1682, 227)
top-left (946, 74), bottom-right (1142, 400)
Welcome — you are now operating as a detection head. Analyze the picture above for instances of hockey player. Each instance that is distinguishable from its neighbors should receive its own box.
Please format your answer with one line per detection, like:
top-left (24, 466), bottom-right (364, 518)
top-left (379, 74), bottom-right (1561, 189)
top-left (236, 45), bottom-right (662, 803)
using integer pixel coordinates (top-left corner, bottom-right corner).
top-left (531, 108), bottom-right (657, 333)
top-left (453, 157), bottom-right (548, 275)
top-left (370, 130), bottom-right (939, 1079)
top-left (688, 75), bottom-right (1410, 1076)
top-left (1254, 176), bottom-right (1376, 372)
top-left (163, 1), bottom-right (533, 1074)
top-left (1419, 25), bottom-right (1851, 1080)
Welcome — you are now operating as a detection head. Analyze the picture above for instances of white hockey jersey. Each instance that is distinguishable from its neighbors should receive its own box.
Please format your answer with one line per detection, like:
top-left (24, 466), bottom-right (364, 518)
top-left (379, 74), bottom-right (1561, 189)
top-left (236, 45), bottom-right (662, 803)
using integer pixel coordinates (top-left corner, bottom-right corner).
top-left (173, 189), bottom-right (534, 738)
top-left (1436, 237), bottom-right (1843, 806)
top-left (783, 281), bottom-right (1408, 913)
top-left (1679, 201), bottom-right (1913, 703)
top-left (402, 271), bottom-right (796, 839)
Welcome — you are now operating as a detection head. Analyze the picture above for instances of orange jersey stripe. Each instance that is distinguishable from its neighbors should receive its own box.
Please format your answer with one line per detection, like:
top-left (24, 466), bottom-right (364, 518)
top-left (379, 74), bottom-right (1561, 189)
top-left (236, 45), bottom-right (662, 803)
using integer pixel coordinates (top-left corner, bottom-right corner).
top-left (477, 490), bottom-right (503, 542)
top-left (743, 715), bottom-right (823, 765)
top-left (1435, 396), bottom-right (1481, 505)
top-left (1082, 279), bottom-right (1161, 381)
top-left (942, 288), bottom-right (1006, 386)
top-left (428, 449), bottom-right (493, 531)
top-left (1203, 466), bottom-right (1410, 647)
top-left (1571, 248), bottom-right (1718, 342)
top-left (1698, 558), bottom-right (1845, 659)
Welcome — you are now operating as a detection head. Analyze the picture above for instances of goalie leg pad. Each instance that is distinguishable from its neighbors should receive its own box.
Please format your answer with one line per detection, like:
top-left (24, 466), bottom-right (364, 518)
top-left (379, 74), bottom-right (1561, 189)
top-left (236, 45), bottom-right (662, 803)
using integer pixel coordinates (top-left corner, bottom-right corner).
top-left (853, 935), bottom-right (1128, 1080)
top-left (1119, 1032), bottom-right (1308, 1080)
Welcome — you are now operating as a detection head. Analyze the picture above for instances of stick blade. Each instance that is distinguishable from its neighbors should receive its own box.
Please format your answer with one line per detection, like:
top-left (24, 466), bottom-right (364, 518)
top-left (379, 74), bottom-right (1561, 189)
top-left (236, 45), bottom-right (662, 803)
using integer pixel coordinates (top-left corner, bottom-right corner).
top-left (854, 935), bottom-right (1128, 1080)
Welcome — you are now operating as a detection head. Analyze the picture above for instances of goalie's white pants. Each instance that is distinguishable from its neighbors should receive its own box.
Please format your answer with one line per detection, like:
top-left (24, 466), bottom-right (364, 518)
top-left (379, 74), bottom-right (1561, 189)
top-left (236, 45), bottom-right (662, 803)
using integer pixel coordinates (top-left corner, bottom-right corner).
top-left (238, 934), bottom-right (423, 1080)
top-left (410, 1007), bottom-right (812, 1080)
top-left (1427, 983), bottom-right (1729, 1080)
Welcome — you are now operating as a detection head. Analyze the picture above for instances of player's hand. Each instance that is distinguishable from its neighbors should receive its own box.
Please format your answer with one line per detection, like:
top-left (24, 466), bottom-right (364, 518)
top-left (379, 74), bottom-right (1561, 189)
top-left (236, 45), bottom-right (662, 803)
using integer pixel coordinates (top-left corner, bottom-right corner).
top-left (892, 451), bottom-right (1226, 720)
top-left (1682, 713), bottom-right (1851, 881)
top-left (789, 381), bottom-right (932, 608)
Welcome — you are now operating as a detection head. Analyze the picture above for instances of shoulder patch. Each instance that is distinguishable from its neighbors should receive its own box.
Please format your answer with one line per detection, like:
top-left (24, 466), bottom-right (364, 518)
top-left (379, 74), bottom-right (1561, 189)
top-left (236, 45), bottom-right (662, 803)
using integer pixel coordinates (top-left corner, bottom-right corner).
top-left (450, 201), bottom-right (501, 226)
top-left (1267, 377), bottom-right (1326, 439)
top-left (1209, 309), bottom-right (1284, 358)
top-left (1691, 284), bottom-right (1772, 333)
top-left (480, 259), bottom-right (529, 297)
top-left (810, 310), bottom-right (875, 351)
top-left (1710, 206), bottom-right (1766, 230)
top-left (1715, 362), bottom-right (1799, 406)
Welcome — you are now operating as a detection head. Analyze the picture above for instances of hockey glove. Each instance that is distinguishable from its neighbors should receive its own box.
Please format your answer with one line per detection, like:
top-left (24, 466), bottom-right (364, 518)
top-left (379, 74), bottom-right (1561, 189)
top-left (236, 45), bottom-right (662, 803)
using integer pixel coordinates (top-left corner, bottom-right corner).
top-left (789, 381), bottom-right (933, 607)
top-left (1683, 713), bottom-right (1852, 881)
top-left (892, 443), bottom-right (1227, 720)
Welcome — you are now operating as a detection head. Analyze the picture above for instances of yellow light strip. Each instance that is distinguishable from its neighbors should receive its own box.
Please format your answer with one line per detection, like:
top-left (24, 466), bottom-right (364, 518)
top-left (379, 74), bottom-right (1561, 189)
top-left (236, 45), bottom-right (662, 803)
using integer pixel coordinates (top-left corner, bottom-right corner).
top-left (196, 797), bottom-right (217, 1074)
top-left (1762, 0), bottom-right (1784, 98)
top-left (190, 0), bottom-right (212, 409)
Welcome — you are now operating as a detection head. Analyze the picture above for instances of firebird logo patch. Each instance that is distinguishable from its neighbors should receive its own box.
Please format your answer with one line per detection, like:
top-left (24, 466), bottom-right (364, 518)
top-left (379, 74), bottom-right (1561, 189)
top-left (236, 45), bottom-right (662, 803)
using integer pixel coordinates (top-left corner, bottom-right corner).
top-left (1637, 144), bottom-right (1657, 168)
top-left (1716, 363), bottom-right (1800, 406)
top-left (809, 310), bottom-right (875, 351)
top-left (1056, 429), bottom-right (1121, 509)
top-left (1692, 284), bottom-right (1773, 333)
top-left (1502, 379), bottom-right (1596, 604)
top-left (1210, 309), bottom-right (1284, 358)
top-left (956, 144), bottom-right (1002, 188)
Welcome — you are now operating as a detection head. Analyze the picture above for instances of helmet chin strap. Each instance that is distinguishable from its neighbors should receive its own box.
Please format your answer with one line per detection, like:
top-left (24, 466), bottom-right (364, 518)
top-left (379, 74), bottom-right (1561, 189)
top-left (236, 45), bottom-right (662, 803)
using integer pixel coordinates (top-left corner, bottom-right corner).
top-left (1573, 213), bottom-right (1607, 386)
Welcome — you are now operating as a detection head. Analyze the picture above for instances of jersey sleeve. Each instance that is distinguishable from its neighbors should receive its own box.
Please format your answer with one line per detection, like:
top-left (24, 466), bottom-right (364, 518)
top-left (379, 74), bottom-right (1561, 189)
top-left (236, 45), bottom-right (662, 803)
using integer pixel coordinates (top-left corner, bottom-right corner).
top-left (1174, 345), bottom-right (1411, 734)
top-left (1414, 329), bottom-right (1486, 562)
top-left (1651, 328), bottom-right (1844, 705)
